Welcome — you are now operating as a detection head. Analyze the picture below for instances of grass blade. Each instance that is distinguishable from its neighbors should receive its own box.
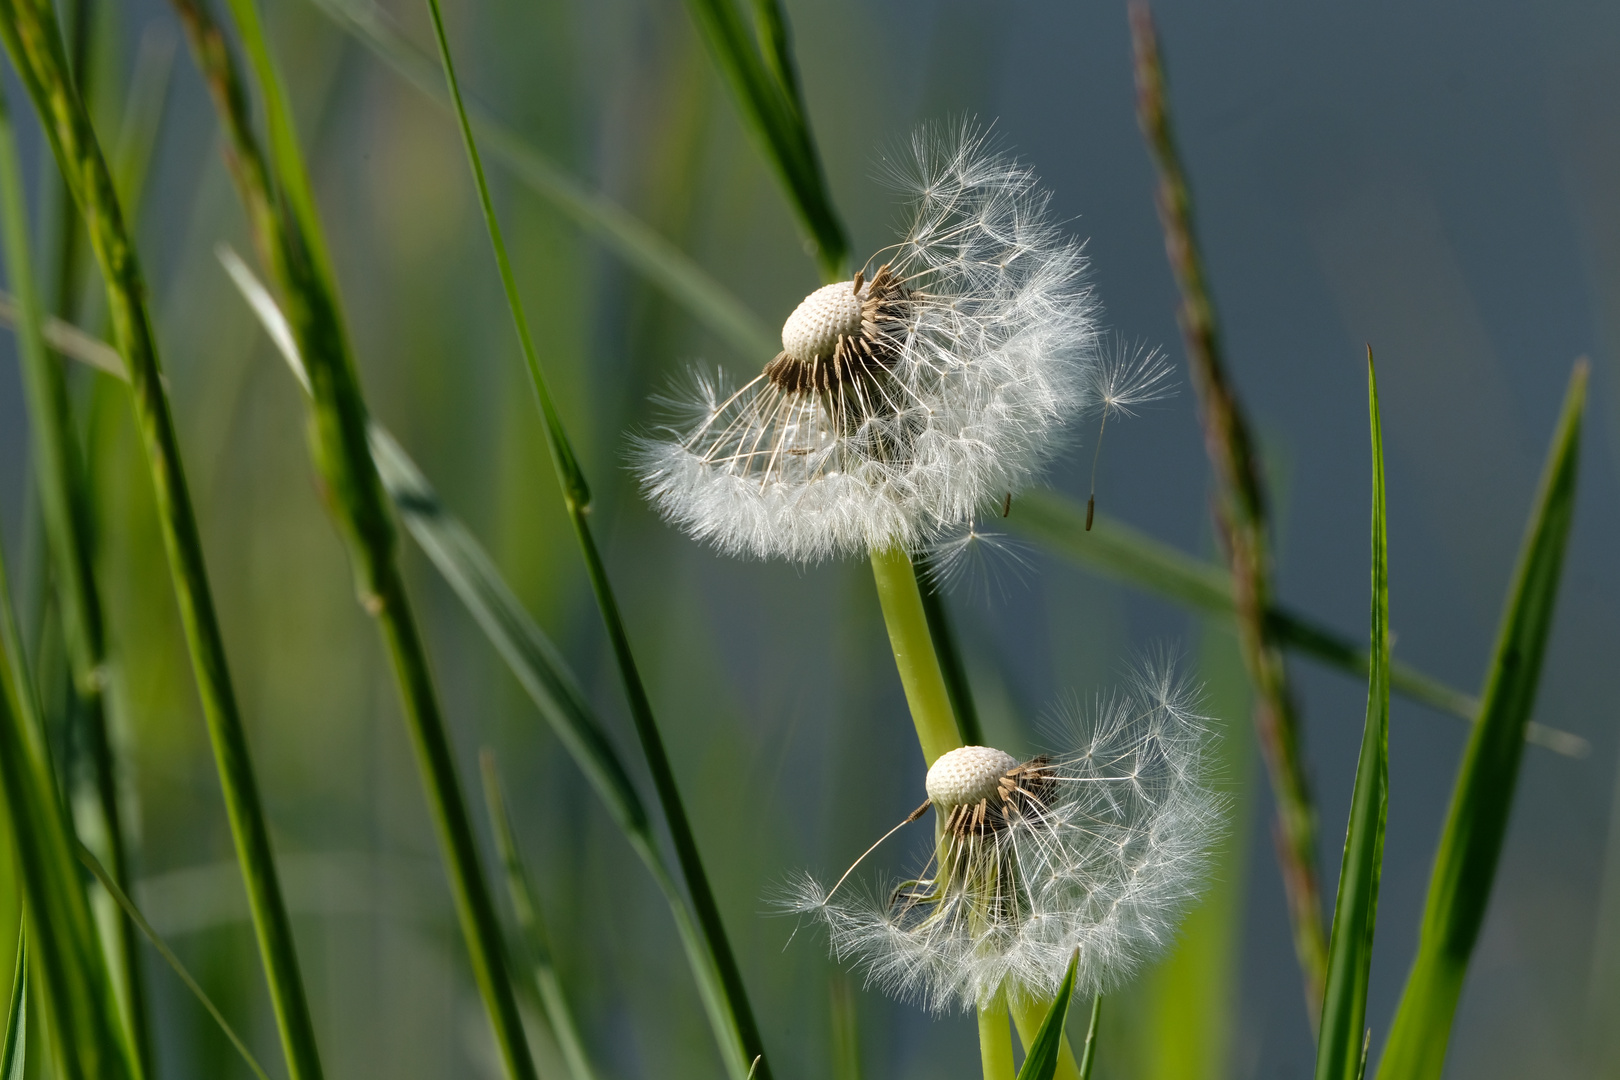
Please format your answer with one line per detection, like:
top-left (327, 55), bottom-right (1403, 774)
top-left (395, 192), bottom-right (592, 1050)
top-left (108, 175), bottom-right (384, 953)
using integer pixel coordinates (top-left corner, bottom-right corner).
top-left (172, 3), bottom-right (541, 1076)
top-left (0, 53), bottom-right (152, 1075)
top-left (1, 930), bottom-right (23, 1080)
top-left (679, 0), bottom-right (846, 277)
top-left (1315, 351), bottom-right (1391, 1080)
top-left (1015, 951), bottom-right (1080, 1080)
top-left (1130, 2), bottom-right (1326, 1012)
top-left (419, 4), bottom-right (771, 1075)
top-left (480, 753), bottom-right (603, 1080)
top-left (1377, 360), bottom-right (1588, 1080)
top-left (77, 846), bottom-right (271, 1080)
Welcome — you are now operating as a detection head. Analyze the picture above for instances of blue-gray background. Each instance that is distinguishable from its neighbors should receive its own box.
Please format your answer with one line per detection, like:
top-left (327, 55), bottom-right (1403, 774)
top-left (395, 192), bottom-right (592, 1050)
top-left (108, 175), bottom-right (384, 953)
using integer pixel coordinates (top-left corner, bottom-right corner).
top-left (1, 0), bottom-right (1617, 1077)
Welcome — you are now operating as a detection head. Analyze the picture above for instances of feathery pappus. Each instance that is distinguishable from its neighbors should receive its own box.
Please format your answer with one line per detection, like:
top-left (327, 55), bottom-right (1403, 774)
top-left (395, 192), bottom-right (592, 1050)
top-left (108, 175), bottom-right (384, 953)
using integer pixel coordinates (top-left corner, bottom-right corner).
top-left (784, 661), bottom-right (1224, 1012)
top-left (635, 121), bottom-right (1101, 562)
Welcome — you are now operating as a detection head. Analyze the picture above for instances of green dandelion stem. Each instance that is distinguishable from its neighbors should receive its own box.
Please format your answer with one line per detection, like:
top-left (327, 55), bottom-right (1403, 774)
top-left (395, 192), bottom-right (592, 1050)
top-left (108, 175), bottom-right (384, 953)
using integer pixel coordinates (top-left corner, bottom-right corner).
top-left (870, 546), bottom-right (963, 766)
top-left (979, 999), bottom-right (1015, 1080)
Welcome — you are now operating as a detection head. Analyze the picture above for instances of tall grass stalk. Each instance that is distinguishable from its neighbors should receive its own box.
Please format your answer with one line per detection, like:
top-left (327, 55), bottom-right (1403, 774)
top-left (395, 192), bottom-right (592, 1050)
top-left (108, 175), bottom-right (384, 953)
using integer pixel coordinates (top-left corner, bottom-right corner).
top-left (0, 4), bottom-right (327, 1077)
top-left (419, 4), bottom-right (770, 1077)
top-left (1130, 0), bottom-right (1327, 1018)
top-left (170, 2), bottom-right (538, 1076)
top-left (0, 67), bottom-right (150, 1074)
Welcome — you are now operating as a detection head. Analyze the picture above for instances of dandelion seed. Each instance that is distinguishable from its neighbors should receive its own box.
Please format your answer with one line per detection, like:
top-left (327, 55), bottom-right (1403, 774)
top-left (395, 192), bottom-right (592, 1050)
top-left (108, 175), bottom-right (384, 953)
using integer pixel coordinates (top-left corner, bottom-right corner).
top-left (783, 659), bottom-right (1224, 1013)
top-left (634, 121), bottom-right (1100, 562)
top-left (1084, 340), bottom-right (1175, 528)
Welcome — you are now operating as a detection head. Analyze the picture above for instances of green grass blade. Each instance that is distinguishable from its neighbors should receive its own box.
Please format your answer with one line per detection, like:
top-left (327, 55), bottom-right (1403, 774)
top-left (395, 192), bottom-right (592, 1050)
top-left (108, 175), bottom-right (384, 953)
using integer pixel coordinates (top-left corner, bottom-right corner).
top-left (1015, 951), bottom-right (1080, 1080)
top-left (1, 930), bottom-right (23, 1080)
top-left (304, 0), bottom-right (776, 361)
top-left (1377, 360), bottom-right (1588, 1080)
top-left (1, 6), bottom-right (320, 1074)
top-left (679, 0), bottom-right (846, 278)
top-left (420, 5), bottom-right (771, 1076)
top-left (77, 846), bottom-right (271, 1080)
top-left (1077, 996), bottom-right (1101, 1080)
top-left (0, 55), bottom-right (151, 1076)
top-left (1006, 490), bottom-right (1585, 756)
top-left (480, 753), bottom-right (603, 1080)
top-left (1315, 351), bottom-right (1391, 1080)
top-left (172, 4), bottom-right (540, 1076)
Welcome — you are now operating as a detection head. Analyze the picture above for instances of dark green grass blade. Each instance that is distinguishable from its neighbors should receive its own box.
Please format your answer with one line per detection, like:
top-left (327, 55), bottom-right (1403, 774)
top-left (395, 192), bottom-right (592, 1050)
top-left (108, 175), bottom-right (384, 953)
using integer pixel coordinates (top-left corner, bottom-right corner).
top-left (1, 930), bottom-right (23, 1080)
top-left (77, 846), bottom-right (271, 1080)
top-left (680, 0), bottom-right (845, 278)
top-left (1315, 351), bottom-right (1391, 1080)
top-left (0, 5), bottom-right (325, 1078)
top-left (480, 753), bottom-right (603, 1080)
top-left (173, 4), bottom-right (538, 1076)
top-left (1006, 491), bottom-right (1585, 756)
top-left (1377, 360), bottom-right (1588, 1080)
top-left (0, 492), bottom-right (131, 1080)
top-left (1076, 996), bottom-right (1101, 1080)
top-left (419, 5), bottom-right (770, 1076)
top-left (1015, 951), bottom-right (1080, 1080)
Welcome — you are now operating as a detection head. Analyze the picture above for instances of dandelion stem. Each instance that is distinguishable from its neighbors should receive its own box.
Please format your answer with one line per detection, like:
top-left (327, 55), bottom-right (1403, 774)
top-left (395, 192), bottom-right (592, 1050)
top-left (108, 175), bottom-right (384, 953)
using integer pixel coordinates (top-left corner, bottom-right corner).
top-left (978, 999), bottom-right (1015, 1080)
top-left (1011, 996), bottom-right (1083, 1080)
top-left (869, 546), bottom-right (962, 765)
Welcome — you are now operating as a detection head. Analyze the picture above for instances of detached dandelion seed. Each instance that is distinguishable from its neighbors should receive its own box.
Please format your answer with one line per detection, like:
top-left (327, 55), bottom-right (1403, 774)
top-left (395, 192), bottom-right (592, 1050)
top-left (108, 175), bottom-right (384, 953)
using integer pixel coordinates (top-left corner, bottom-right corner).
top-left (1084, 340), bottom-right (1175, 530)
top-left (785, 660), bottom-right (1224, 1013)
top-left (635, 122), bottom-right (1101, 562)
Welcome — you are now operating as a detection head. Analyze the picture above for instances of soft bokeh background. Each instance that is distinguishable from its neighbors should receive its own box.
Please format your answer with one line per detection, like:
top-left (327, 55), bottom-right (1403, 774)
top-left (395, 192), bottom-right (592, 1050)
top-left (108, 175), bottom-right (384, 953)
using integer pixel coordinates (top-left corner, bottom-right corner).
top-left (2, 0), bottom-right (1618, 1077)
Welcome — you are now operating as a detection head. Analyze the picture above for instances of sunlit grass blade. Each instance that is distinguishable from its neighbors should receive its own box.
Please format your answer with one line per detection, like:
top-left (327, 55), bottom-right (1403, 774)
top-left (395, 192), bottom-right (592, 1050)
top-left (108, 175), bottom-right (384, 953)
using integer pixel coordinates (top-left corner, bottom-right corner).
top-left (2, 929), bottom-right (23, 1080)
top-left (77, 846), bottom-right (271, 1080)
top-left (219, 245), bottom-right (764, 1080)
top-left (1006, 490), bottom-right (1585, 756)
top-left (1377, 360), bottom-right (1588, 1080)
top-left (0, 5), bottom-right (323, 1077)
top-left (0, 60), bottom-right (153, 1076)
top-left (1015, 951), bottom-right (1080, 1080)
top-left (172, 3), bottom-right (539, 1076)
top-left (680, 0), bottom-right (846, 277)
top-left (419, 4), bottom-right (770, 1076)
top-left (1076, 996), bottom-right (1101, 1080)
top-left (1315, 351), bottom-right (1390, 1080)
top-left (0, 482), bottom-right (132, 1080)
top-left (480, 753), bottom-right (603, 1080)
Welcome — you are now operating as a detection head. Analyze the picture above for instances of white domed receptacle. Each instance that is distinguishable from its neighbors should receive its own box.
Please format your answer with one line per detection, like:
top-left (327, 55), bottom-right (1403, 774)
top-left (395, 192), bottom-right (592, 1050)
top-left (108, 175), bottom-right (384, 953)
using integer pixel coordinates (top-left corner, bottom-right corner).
top-left (781, 281), bottom-right (865, 363)
top-left (926, 746), bottom-right (1020, 808)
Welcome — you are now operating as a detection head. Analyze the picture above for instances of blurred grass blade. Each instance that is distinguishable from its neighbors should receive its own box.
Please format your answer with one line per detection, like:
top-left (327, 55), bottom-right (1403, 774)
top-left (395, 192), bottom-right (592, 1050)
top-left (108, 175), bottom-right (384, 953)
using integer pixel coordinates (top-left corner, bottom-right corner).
top-left (77, 846), bottom-right (272, 1080)
top-left (480, 753), bottom-right (602, 1080)
top-left (1377, 360), bottom-right (1588, 1080)
top-left (174, 4), bottom-right (539, 1076)
top-left (0, 55), bottom-right (152, 1075)
top-left (305, 0), bottom-right (775, 361)
top-left (0, 479), bottom-right (132, 1080)
top-left (2, 930), bottom-right (22, 1080)
top-left (0, 4), bottom-right (327, 1078)
top-left (1077, 996), bottom-right (1101, 1080)
top-left (1007, 490), bottom-right (1585, 756)
top-left (1015, 951), bottom-right (1079, 1080)
top-left (420, 3), bottom-right (771, 1076)
top-left (220, 248), bottom-right (764, 1080)
top-left (1315, 351), bottom-right (1390, 1080)
top-left (680, 0), bottom-right (846, 277)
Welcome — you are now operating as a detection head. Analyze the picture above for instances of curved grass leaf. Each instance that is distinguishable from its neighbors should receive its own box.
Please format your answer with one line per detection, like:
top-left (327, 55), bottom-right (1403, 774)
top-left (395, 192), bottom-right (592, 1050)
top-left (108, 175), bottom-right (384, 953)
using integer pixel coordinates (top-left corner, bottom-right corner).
top-left (1, 930), bottom-right (23, 1080)
top-left (1376, 360), bottom-right (1588, 1080)
top-left (1315, 351), bottom-right (1390, 1080)
top-left (1016, 951), bottom-right (1080, 1080)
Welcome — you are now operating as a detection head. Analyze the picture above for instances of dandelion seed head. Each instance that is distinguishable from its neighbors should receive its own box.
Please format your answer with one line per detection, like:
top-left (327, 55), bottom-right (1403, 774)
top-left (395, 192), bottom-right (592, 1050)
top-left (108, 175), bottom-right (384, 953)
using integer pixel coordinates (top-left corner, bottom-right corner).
top-left (635, 120), bottom-right (1099, 562)
top-left (783, 658), bottom-right (1224, 1012)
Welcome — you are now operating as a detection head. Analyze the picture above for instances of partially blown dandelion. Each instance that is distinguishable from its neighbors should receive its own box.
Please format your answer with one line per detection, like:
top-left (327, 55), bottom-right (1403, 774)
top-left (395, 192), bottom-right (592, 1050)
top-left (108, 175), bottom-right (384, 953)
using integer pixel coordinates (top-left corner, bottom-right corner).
top-left (786, 662), bottom-right (1223, 1012)
top-left (636, 122), bottom-right (1100, 561)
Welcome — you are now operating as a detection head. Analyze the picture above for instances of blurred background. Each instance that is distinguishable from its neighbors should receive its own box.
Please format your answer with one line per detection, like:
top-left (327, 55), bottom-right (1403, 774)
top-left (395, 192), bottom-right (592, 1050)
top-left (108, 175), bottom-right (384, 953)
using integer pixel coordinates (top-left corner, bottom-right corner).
top-left (1, 0), bottom-right (1618, 1077)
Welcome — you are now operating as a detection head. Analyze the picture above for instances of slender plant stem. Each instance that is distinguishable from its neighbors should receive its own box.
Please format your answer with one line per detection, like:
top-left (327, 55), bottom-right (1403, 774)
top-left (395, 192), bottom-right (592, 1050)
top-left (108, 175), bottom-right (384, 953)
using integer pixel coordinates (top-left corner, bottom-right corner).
top-left (979, 999), bottom-right (1014, 1080)
top-left (1011, 997), bottom-right (1083, 1080)
top-left (869, 547), bottom-right (961, 766)
top-left (1077, 996), bottom-right (1101, 1080)
top-left (0, 4), bottom-right (326, 1077)
top-left (912, 554), bottom-right (984, 746)
top-left (418, 4), bottom-right (769, 1077)
top-left (1129, 1), bottom-right (1327, 1019)
top-left (169, 2), bottom-right (538, 1077)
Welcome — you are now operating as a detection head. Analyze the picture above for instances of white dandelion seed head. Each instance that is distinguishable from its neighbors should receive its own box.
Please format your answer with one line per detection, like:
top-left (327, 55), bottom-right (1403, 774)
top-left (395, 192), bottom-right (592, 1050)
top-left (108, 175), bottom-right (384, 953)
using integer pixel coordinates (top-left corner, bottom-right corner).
top-left (634, 120), bottom-right (1100, 562)
top-left (926, 746), bottom-right (1021, 807)
top-left (783, 658), bottom-right (1225, 1013)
